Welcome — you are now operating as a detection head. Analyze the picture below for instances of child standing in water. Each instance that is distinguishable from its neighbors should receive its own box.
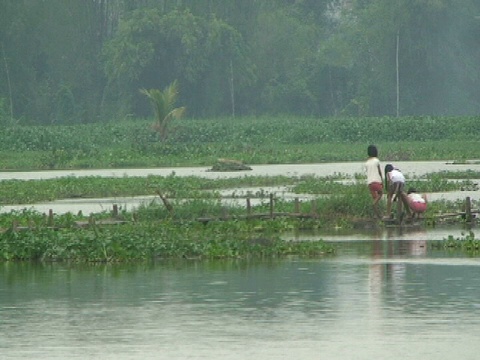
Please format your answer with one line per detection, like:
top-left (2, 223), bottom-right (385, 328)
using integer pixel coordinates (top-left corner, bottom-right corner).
top-left (365, 145), bottom-right (383, 219)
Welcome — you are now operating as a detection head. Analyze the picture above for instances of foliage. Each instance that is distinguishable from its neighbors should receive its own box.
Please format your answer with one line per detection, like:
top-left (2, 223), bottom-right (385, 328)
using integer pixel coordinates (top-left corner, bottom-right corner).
top-left (0, 213), bottom-right (334, 262)
top-left (0, 165), bottom-right (475, 263)
top-left (103, 8), bottom-right (252, 118)
top-left (1, 1), bottom-right (479, 122)
top-left (140, 80), bottom-right (186, 140)
top-left (0, 165), bottom-right (477, 208)
top-left (1, 115), bottom-right (480, 170)
top-left (430, 231), bottom-right (480, 254)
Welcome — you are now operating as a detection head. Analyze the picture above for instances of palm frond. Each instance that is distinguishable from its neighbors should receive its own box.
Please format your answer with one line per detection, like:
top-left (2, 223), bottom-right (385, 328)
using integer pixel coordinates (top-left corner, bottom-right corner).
top-left (140, 80), bottom-right (185, 140)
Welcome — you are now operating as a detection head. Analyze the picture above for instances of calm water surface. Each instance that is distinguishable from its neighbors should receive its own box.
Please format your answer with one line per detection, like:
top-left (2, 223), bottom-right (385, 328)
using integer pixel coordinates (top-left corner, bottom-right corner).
top-left (2, 160), bottom-right (480, 180)
top-left (2, 236), bottom-right (480, 360)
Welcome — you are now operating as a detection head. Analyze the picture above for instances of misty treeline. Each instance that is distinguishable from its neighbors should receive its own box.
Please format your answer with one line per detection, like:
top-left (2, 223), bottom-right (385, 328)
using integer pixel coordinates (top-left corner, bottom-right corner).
top-left (1, 0), bottom-right (479, 125)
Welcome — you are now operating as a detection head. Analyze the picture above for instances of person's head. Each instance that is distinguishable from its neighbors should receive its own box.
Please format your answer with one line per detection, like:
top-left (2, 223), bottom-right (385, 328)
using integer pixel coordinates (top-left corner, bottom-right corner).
top-left (383, 164), bottom-right (394, 191)
top-left (385, 164), bottom-right (394, 173)
top-left (367, 145), bottom-right (378, 157)
top-left (407, 187), bottom-right (417, 194)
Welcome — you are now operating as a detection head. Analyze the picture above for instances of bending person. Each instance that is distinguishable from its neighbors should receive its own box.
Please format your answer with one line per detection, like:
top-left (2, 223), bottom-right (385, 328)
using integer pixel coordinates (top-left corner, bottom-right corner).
top-left (402, 188), bottom-right (427, 219)
top-left (384, 164), bottom-right (410, 219)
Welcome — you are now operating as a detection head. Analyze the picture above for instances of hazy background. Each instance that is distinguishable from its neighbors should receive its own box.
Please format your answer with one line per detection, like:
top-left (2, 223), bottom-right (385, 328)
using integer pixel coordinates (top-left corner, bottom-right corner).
top-left (1, 0), bottom-right (479, 125)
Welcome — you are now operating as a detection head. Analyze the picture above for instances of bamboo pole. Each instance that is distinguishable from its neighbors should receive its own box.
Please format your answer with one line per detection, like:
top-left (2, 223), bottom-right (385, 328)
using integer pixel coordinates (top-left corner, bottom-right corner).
top-left (48, 209), bottom-right (54, 227)
top-left (269, 193), bottom-right (274, 219)
top-left (221, 206), bottom-right (228, 220)
top-left (396, 29), bottom-right (400, 118)
top-left (1, 42), bottom-right (14, 123)
top-left (294, 198), bottom-right (300, 214)
top-left (246, 198), bottom-right (251, 217)
top-left (465, 196), bottom-right (472, 223)
top-left (310, 199), bottom-right (317, 217)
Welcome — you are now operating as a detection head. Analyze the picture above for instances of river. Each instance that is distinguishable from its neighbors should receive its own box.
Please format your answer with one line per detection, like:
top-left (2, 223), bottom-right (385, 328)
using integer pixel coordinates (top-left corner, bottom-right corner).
top-left (1, 160), bottom-right (479, 180)
top-left (1, 240), bottom-right (480, 360)
top-left (1, 162), bottom-right (480, 359)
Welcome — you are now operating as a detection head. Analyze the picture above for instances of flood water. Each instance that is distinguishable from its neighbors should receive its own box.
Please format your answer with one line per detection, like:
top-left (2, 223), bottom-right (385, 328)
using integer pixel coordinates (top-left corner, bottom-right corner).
top-left (1, 162), bottom-right (480, 359)
top-left (1, 237), bottom-right (480, 360)
top-left (2, 160), bottom-right (480, 180)
top-left (1, 161), bottom-right (480, 215)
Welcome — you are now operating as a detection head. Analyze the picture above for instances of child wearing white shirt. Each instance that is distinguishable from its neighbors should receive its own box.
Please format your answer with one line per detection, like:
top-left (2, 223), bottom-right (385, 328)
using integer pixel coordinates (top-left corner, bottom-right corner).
top-left (384, 163), bottom-right (410, 220)
top-left (403, 188), bottom-right (427, 219)
top-left (365, 145), bottom-right (383, 218)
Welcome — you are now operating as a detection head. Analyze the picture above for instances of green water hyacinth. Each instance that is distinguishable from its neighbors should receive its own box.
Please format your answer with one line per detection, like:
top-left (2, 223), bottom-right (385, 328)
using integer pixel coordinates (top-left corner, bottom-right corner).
top-left (1, 116), bottom-right (480, 170)
top-left (0, 220), bottom-right (334, 263)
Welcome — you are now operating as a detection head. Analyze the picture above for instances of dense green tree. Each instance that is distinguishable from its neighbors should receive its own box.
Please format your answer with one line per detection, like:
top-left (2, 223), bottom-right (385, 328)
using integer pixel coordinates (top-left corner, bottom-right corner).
top-left (103, 7), bottom-right (253, 117)
top-left (1, 0), bottom-right (479, 123)
top-left (249, 7), bottom-right (320, 115)
top-left (0, 0), bottom-right (118, 124)
top-left (329, 0), bottom-right (480, 116)
top-left (0, 1), bottom-right (43, 123)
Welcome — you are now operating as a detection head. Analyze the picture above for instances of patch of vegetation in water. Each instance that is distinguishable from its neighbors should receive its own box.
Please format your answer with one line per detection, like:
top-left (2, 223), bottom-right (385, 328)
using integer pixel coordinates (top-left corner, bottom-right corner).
top-left (432, 231), bottom-right (480, 254)
top-left (0, 179), bottom-right (477, 262)
top-left (0, 215), bottom-right (334, 263)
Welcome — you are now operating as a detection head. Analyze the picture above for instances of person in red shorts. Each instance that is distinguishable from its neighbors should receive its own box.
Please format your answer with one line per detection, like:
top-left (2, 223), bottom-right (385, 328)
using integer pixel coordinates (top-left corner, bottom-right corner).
top-left (402, 188), bottom-right (427, 219)
top-left (365, 145), bottom-right (383, 219)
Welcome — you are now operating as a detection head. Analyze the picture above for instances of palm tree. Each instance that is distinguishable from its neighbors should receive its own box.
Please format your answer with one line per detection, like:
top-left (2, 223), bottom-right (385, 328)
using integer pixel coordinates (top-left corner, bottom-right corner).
top-left (140, 80), bottom-right (186, 140)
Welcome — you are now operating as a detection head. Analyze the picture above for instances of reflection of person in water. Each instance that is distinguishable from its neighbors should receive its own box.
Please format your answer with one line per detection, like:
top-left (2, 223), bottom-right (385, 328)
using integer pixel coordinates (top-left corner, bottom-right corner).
top-left (385, 226), bottom-right (428, 256)
top-left (409, 239), bottom-right (427, 256)
top-left (368, 238), bottom-right (405, 305)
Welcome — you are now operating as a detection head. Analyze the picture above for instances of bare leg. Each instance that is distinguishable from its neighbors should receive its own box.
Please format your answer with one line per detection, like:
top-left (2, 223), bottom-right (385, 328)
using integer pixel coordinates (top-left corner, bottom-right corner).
top-left (385, 194), bottom-right (392, 219)
top-left (399, 192), bottom-right (412, 217)
top-left (373, 191), bottom-right (382, 219)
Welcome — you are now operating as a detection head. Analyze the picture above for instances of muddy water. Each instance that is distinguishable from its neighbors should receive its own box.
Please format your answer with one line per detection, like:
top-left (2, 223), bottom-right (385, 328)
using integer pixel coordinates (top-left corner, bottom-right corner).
top-left (1, 160), bottom-right (480, 180)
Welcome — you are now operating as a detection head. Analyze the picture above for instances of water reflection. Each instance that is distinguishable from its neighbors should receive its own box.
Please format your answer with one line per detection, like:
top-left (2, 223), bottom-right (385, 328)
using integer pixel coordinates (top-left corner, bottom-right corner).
top-left (284, 224), bottom-right (474, 242)
top-left (1, 242), bottom-right (480, 360)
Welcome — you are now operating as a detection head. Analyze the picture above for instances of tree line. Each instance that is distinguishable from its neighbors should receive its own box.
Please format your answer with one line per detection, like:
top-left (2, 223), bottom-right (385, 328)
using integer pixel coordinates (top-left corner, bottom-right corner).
top-left (1, 0), bottom-right (479, 125)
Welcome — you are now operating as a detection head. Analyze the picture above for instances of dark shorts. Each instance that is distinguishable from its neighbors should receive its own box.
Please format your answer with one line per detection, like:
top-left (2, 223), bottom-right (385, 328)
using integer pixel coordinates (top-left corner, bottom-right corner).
top-left (388, 182), bottom-right (404, 196)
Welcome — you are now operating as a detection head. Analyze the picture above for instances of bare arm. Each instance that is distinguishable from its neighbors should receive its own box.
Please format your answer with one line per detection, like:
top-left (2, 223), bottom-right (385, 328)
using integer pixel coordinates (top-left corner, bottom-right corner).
top-left (377, 164), bottom-right (383, 182)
